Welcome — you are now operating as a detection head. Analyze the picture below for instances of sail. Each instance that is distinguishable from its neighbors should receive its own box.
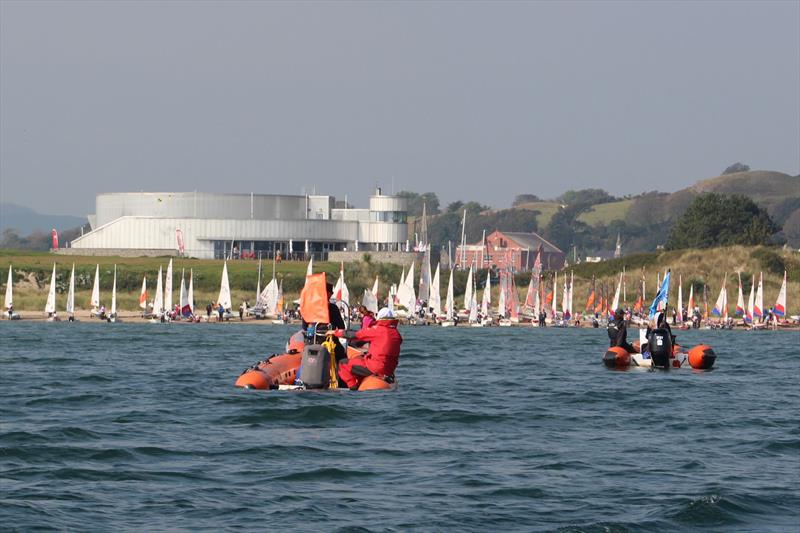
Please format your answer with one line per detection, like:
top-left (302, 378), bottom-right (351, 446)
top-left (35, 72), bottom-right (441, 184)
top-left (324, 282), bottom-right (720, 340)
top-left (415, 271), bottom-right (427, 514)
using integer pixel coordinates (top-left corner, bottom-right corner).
top-left (257, 278), bottom-right (280, 314)
top-left (745, 275), bottom-right (754, 324)
top-left (404, 262), bottom-right (416, 311)
top-left (610, 272), bottom-right (622, 313)
top-left (395, 267), bottom-right (407, 306)
top-left (139, 276), bottom-right (148, 310)
top-left (550, 272), bottom-right (558, 317)
top-left (774, 271), bottom-right (787, 317)
top-left (711, 274), bottom-right (727, 317)
top-left (362, 289), bottom-right (378, 314)
top-left (498, 273), bottom-right (507, 318)
top-left (333, 262), bottom-right (349, 305)
top-left (45, 263), bottom-right (57, 314)
top-left (188, 269), bottom-right (194, 314)
top-left (687, 283), bottom-right (695, 312)
top-left (754, 272), bottom-right (764, 318)
top-left (4, 265), bottom-right (12, 310)
top-left (153, 266), bottom-right (164, 316)
top-left (524, 275), bottom-right (536, 309)
top-left (510, 273), bottom-right (520, 320)
top-left (164, 259), bottom-right (173, 313)
top-left (66, 264), bottom-right (75, 314)
top-left (306, 257), bottom-right (313, 276)
top-left (419, 246), bottom-right (431, 303)
top-left (463, 266), bottom-right (474, 311)
top-left (736, 272), bottom-right (745, 316)
top-left (111, 265), bottom-right (117, 316)
top-left (180, 269), bottom-right (191, 316)
top-left (275, 281), bottom-right (284, 314)
top-left (255, 259), bottom-right (262, 303)
top-left (218, 261), bottom-right (232, 310)
top-left (445, 268), bottom-right (455, 320)
top-left (429, 263), bottom-right (442, 316)
top-left (468, 275), bottom-right (478, 323)
top-left (90, 264), bottom-right (100, 309)
top-left (372, 276), bottom-right (379, 297)
top-left (533, 284), bottom-right (541, 318)
top-left (676, 275), bottom-right (683, 323)
top-left (481, 270), bottom-right (491, 317)
top-left (567, 271), bottom-right (574, 319)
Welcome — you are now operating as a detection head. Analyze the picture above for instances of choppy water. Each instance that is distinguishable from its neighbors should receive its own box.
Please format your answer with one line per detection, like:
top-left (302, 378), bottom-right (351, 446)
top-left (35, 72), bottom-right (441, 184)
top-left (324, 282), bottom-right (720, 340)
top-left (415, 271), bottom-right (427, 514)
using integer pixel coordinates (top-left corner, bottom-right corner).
top-left (1, 322), bottom-right (798, 531)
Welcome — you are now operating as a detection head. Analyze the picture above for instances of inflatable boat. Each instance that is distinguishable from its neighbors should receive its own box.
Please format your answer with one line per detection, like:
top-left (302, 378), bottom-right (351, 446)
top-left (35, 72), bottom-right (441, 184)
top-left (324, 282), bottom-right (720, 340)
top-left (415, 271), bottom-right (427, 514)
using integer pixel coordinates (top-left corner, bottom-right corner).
top-left (603, 327), bottom-right (716, 370)
top-left (235, 330), bottom-right (395, 391)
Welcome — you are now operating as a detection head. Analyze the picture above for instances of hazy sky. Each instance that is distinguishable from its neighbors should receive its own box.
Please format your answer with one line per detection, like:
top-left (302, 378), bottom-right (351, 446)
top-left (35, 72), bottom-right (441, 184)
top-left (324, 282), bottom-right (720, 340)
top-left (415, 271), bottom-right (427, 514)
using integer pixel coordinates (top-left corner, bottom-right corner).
top-left (1, 1), bottom-right (798, 216)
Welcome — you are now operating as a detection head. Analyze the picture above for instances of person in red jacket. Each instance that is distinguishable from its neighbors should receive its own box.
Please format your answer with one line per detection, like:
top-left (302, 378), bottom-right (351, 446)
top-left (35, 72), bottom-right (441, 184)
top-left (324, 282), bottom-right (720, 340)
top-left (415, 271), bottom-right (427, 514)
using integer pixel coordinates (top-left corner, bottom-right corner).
top-left (335, 307), bottom-right (402, 390)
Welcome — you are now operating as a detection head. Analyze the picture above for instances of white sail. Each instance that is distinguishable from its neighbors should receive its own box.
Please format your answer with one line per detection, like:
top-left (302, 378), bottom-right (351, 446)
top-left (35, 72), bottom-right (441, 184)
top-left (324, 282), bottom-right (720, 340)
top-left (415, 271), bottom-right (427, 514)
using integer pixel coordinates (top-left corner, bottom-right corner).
top-left (430, 263), bottom-right (442, 316)
top-left (677, 275), bottom-right (683, 323)
top-left (404, 262), bottom-right (416, 311)
top-left (90, 264), bottom-right (100, 309)
top-left (218, 261), bottom-right (232, 310)
top-left (551, 272), bottom-right (558, 317)
top-left (188, 269), bottom-right (194, 314)
top-left (712, 274), bottom-right (727, 318)
top-left (481, 270), bottom-right (491, 317)
top-left (153, 266), bottom-right (164, 316)
top-left (419, 246), bottom-right (432, 303)
top-left (139, 276), bottom-right (148, 310)
top-left (610, 272), bottom-right (622, 313)
top-left (257, 278), bottom-right (280, 315)
top-left (333, 262), bottom-right (349, 305)
top-left (736, 272), bottom-right (745, 316)
top-left (463, 266), bottom-right (474, 311)
top-left (395, 267), bottom-right (407, 307)
top-left (4, 265), bottom-right (12, 311)
top-left (468, 275), bottom-right (478, 323)
top-left (362, 289), bottom-right (378, 314)
top-left (372, 276), bottom-right (379, 297)
top-left (745, 274), bottom-right (755, 323)
top-left (445, 268), bottom-right (455, 320)
top-left (306, 257), bottom-right (313, 276)
top-left (164, 259), bottom-right (173, 313)
top-left (45, 263), bottom-right (57, 314)
top-left (179, 269), bottom-right (188, 315)
top-left (774, 271), bottom-right (787, 317)
top-left (754, 272), bottom-right (764, 318)
top-left (111, 265), bottom-right (117, 316)
top-left (687, 283), bottom-right (694, 312)
top-left (66, 264), bottom-right (75, 315)
top-left (561, 274), bottom-right (569, 317)
top-left (567, 271), bottom-right (574, 318)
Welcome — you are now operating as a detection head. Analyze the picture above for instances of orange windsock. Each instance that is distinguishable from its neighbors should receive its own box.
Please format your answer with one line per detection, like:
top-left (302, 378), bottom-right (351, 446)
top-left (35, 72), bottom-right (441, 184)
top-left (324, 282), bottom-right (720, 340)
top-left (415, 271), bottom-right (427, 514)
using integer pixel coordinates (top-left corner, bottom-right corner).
top-left (299, 273), bottom-right (330, 324)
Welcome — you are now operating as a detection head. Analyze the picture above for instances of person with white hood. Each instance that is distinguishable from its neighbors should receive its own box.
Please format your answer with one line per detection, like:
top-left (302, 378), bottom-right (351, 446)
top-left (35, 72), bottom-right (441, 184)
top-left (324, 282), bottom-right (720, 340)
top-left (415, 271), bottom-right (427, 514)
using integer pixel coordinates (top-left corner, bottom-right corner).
top-left (335, 307), bottom-right (402, 390)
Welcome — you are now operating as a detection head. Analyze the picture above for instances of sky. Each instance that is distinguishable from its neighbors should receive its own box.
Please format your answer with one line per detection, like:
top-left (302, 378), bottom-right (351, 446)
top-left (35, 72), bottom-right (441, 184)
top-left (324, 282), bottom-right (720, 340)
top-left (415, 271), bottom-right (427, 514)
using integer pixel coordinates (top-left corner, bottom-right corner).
top-left (1, 0), bottom-right (798, 217)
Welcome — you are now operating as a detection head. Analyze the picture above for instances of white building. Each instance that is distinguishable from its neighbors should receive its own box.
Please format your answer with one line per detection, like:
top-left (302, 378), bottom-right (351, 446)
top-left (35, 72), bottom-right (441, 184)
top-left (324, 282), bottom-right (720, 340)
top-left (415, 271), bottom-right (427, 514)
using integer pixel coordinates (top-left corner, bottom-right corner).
top-left (69, 189), bottom-right (408, 259)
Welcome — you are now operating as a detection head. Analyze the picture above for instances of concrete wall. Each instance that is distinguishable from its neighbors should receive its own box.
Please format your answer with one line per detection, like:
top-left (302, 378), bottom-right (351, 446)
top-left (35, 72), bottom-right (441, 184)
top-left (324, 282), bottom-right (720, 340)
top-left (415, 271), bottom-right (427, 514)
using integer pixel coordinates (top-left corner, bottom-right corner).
top-left (328, 251), bottom-right (421, 266)
top-left (55, 248), bottom-right (178, 257)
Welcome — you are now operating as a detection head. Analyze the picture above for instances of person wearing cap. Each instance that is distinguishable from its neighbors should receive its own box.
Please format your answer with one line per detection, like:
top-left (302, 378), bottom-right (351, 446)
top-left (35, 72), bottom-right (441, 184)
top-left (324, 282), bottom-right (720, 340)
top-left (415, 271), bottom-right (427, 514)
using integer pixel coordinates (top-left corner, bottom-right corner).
top-left (335, 307), bottom-right (402, 390)
top-left (607, 308), bottom-right (635, 352)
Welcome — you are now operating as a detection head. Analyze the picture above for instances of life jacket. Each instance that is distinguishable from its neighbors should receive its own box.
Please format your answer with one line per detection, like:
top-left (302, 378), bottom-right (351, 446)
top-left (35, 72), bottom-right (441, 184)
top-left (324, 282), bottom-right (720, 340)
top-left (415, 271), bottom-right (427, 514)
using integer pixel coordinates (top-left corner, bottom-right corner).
top-left (352, 319), bottom-right (402, 376)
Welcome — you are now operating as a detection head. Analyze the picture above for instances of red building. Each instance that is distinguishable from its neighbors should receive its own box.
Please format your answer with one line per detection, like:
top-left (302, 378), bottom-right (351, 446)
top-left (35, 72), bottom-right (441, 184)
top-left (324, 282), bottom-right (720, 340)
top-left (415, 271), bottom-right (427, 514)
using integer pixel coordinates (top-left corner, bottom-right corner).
top-left (455, 230), bottom-right (564, 272)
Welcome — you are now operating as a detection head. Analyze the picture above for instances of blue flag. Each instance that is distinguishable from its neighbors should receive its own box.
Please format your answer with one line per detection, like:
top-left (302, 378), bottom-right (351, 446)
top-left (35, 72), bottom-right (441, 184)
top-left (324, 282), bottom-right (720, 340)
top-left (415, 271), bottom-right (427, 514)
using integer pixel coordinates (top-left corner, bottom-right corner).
top-left (648, 270), bottom-right (670, 319)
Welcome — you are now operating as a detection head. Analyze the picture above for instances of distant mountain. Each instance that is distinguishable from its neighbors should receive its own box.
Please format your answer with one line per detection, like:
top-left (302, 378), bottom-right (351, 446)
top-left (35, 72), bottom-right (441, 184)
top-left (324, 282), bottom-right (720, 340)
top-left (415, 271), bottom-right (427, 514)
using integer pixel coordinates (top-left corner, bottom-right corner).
top-left (0, 202), bottom-right (86, 236)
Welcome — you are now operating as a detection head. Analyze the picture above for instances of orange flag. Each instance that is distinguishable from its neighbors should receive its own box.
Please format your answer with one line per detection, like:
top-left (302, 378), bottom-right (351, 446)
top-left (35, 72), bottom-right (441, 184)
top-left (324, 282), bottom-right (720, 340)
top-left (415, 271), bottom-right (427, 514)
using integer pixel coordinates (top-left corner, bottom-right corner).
top-left (299, 273), bottom-right (330, 324)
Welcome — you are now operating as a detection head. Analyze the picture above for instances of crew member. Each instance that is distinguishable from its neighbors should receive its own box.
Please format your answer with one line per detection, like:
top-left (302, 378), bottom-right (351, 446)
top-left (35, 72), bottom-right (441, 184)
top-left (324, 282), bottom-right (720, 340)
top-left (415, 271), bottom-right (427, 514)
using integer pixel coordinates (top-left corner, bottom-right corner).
top-left (302, 282), bottom-right (346, 363)
top-left (607, 308), bottom-right (635, 352)
top-left (336, 307), bottom-right (402, 390)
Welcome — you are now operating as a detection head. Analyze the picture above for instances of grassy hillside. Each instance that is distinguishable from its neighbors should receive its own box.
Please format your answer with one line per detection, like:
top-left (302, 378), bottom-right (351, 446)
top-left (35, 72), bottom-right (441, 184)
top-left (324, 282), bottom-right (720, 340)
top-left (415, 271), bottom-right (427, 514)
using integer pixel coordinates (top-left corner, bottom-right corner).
top-left (689, 170), bottom-right (797, 201)
top-left (577, 199), bottom-right (634, 225)
top-left (2, 246), bottom-right (797, 315)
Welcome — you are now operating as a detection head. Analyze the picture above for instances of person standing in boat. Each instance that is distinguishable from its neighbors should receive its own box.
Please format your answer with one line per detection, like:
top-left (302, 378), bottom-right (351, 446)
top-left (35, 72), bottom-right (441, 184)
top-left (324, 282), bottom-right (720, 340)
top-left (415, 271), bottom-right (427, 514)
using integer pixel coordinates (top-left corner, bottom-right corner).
top-left (335, 307), bottom-right (402, 390)
top-left (301, 282), bottom-right (347, 363)
top-left (607, 308), bottom-right (635, 352)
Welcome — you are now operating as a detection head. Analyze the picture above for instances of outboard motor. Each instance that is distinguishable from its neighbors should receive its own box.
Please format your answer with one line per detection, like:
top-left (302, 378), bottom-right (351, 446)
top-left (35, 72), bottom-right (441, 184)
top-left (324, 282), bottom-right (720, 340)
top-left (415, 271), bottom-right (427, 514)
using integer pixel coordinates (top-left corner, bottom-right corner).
top-left (647, 328), bottom-right (673, 369)
top-left (298, 344), bottom-right (331, 388)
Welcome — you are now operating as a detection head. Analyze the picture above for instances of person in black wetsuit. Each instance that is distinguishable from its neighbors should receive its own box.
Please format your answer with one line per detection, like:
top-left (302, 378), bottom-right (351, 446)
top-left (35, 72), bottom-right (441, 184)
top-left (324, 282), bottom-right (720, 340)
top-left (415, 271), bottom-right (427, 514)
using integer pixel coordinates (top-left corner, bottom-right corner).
top-left (645, 312), bottom-right (676, 346)
top-left (607, 308), bottom-right (635, 352)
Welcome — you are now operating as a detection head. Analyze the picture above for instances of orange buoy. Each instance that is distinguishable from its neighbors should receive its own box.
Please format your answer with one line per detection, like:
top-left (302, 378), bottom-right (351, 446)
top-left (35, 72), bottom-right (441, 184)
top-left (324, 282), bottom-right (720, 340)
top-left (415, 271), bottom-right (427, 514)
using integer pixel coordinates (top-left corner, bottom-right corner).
top-left (687, 345), bottom-right (716, 370)
top-left (603, 346), bottom-right (631, 369)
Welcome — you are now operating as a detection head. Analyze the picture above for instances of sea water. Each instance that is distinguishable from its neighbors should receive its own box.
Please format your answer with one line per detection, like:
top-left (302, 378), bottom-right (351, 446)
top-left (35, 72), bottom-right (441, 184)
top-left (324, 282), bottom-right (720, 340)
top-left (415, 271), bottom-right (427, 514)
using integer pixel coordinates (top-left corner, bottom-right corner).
top-left (1, 322), bottom-right (798, 531)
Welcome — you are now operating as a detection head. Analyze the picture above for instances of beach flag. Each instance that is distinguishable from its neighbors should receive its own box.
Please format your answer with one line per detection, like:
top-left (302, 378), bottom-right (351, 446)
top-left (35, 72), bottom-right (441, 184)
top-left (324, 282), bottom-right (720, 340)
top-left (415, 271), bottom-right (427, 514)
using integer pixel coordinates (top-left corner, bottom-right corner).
top-left (648, 270), bottom-right (670, 319)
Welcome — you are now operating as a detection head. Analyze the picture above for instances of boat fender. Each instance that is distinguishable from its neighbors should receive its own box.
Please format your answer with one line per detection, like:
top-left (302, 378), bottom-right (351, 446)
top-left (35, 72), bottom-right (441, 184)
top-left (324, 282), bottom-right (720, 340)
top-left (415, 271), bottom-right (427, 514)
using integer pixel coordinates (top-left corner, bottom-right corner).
top-left (688, 345), bottom-right (716, 370)
top-left (603, 346), bottom-right (631, 369)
